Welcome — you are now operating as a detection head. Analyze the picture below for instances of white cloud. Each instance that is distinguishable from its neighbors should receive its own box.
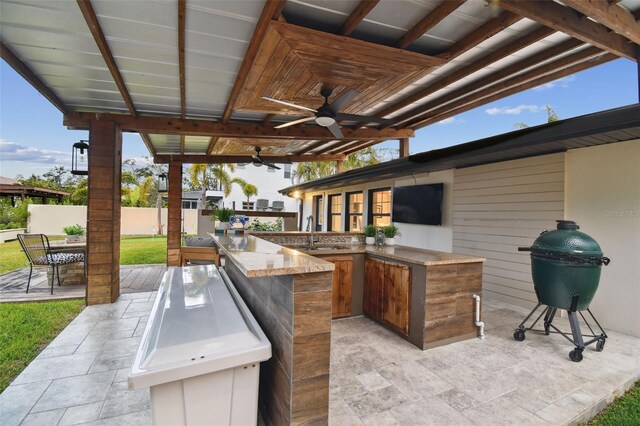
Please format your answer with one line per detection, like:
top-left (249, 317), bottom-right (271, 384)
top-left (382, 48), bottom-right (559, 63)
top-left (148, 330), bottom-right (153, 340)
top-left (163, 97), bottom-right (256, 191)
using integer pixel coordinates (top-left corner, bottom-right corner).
top-left (0, 140), bottom-right (71, 165)
top-left (534, 75), bottom-right (575, 91)
top-left (485, 105), bottom-right (545, 116)
top-left (436, 116), bottom-right (464, 125)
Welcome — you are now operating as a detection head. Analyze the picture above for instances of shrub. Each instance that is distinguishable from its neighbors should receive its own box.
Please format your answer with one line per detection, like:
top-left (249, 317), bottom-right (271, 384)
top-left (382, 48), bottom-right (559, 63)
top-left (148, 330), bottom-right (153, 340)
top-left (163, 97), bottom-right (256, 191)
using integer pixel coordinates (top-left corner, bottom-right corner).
top-left (0, 198), bottom-right (30, 230)
top-left (63, 224), bottom-right (85, 236)
top-left (210, 207), bottom-right (235, 223)
top-left (248, 218), bottom-right (283, 231)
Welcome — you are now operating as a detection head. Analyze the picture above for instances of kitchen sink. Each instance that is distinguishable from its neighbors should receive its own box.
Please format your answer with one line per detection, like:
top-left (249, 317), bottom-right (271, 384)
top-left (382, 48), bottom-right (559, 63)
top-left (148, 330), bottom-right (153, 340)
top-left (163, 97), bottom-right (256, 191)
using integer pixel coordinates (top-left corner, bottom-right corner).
top-left (292, 245), bottom-right (350, 252)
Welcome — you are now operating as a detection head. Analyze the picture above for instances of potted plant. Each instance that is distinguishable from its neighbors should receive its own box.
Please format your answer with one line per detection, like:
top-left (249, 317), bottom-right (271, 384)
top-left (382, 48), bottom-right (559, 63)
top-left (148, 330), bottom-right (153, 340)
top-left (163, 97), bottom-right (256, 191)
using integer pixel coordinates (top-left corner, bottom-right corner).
top-left (383, 225), bottom-right (400, 246)
top-left (364, 224), bottom-right (377, 245)
top-left (211, 207), bottom-right (235, 232)
top-left (63, 224), bottom-right (85, 243)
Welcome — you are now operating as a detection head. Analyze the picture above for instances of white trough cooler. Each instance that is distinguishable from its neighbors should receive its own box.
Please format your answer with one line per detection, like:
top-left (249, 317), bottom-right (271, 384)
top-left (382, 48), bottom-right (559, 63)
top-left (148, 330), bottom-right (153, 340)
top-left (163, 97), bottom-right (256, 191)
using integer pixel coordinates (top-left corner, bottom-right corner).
top-left (129, 265), bottom-right (271, 425)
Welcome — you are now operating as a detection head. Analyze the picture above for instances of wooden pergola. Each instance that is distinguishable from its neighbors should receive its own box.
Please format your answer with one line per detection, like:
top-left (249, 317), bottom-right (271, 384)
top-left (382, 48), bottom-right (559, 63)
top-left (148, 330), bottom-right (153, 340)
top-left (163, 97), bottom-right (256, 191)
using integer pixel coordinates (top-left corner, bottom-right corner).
top-left (1, 0), bottom-right (638, 304)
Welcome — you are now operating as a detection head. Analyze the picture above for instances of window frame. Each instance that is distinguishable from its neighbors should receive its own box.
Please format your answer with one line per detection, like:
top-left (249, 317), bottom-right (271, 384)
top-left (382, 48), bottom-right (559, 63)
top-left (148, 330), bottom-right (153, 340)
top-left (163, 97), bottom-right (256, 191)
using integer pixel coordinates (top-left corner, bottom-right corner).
top-left (368, 187), bottom-right (392, 227)
top-left (345, 191), bottom-right (364, 232)
top-left (312, 195), bottom-right (324, 231)
top-left (327, 193), bottom-right (342, 231)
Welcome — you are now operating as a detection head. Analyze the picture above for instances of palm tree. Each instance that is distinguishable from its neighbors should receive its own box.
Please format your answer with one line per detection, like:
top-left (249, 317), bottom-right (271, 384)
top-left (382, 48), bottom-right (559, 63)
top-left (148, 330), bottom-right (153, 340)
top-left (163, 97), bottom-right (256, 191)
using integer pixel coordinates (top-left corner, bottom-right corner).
top-left (293, 147), bottom-right (382, 183)
top-left (188, 163), bottom-right (236, 207)
top-left (232, 178), bottom-right (258, 204)
top-left (514, 105), bottom-right (559, 129)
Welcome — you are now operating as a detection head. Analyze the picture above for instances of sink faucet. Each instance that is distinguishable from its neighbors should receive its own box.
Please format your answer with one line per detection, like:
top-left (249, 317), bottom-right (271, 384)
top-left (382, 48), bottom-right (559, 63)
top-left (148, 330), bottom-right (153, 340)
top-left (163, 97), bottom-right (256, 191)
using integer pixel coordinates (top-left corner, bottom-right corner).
top-left (306, 215), bottom-right (319, 247)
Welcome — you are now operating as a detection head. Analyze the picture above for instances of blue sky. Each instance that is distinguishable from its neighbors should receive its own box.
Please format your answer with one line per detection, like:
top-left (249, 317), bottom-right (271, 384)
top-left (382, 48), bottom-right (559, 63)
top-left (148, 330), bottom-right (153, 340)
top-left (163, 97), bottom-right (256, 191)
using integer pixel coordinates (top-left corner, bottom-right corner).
top-left (0, 58), bottom-right (637, 178)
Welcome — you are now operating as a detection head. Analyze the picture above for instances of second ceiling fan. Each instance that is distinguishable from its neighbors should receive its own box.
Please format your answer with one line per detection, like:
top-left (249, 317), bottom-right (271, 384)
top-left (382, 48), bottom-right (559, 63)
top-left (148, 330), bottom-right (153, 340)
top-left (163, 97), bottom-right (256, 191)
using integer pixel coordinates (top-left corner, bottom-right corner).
top-left (262, 88), bottom-right (393, 139)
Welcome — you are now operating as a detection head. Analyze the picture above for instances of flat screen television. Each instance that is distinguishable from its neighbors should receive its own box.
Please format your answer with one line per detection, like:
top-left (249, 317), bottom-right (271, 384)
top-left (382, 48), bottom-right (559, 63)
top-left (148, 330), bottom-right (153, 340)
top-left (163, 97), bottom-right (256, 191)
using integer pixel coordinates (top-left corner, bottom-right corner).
top-left (392, 183), bottom-right (443, 226)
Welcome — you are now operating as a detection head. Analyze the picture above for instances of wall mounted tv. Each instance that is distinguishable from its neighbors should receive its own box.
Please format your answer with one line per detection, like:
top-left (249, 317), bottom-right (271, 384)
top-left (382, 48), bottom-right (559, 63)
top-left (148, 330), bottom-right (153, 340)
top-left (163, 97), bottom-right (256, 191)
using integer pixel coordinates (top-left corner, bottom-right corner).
top-left (392, 183), bottom-right (443, 226)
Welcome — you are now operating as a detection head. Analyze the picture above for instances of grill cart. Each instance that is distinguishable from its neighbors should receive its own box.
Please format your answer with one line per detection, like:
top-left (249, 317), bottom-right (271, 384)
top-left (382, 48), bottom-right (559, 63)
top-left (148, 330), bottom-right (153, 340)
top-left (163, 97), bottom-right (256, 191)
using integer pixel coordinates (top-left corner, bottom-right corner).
top-left (514, 220), bottom-right (610, 362)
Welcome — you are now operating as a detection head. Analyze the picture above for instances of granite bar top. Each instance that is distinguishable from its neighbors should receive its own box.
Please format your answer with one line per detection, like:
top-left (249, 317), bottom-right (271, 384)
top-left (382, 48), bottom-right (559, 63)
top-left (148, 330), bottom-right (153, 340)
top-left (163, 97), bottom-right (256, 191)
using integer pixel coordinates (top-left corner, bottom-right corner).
top-left (211, 234), bottom-right (335, 278)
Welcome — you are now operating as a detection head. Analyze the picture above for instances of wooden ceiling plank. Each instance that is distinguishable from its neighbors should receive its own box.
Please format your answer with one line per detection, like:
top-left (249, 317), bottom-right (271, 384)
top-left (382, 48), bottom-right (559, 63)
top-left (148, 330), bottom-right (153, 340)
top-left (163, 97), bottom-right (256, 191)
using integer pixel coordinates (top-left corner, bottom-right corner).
top-left (437, 11), bottom-right (523, 60)
top-left (140, 133), bottom-right (157, 156)
top-left (343, 140), bottom-right (381, 155)
top-left (497, 0), bottom-right (635, 60)
top-left (562, 0), bottom-right (640, 45)
top-left (63, 112), bottom-right (414, 140)
top-left (340, 0), bottom-right (380, 36)
top-left (396, 0), bottom-right (466, 49)
top-left (327, 140), bottom-right (364, 154)
top-left (154, 154), bottom-right (345, 164)
top-left (411, 53), bottom-right (617, 128)
top-left (295, 140), bottom-right (326, 155)
top-left (221, 0), bottom-right (286, 123)
top-left (178, 0), bottom-right (186, 118)
top-left (408, 50), bottom-right (613, 128)
top-left (77, 0), bottom-right (138, 116)
top-left (0, 42), bottom-right (69, 114)
top-left (374, 25), bottom-right (554, 120)
top-left (206, 137), bottom-right (218, 155)
top-left (314, 140), bottom-right (346, 155)
top-left (393, 38), bottom-right (585, 126)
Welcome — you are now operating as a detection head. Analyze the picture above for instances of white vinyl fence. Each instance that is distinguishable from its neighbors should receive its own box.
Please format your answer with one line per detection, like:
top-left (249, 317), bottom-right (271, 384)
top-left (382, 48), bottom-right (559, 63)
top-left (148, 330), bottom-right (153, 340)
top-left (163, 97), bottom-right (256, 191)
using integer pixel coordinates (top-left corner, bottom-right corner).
top-left (28, 205), bottom-right (198, 236)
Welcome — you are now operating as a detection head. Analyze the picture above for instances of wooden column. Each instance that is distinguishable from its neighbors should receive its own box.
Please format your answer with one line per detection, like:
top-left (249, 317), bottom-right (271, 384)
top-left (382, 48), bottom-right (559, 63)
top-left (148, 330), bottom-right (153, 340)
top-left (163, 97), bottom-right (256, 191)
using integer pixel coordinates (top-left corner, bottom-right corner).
top-left (86, 120), bottom-right (122, 305)
top-left (336, 160), bottom-right (344, 173)
top-left (399, 137), bottom-right (410, 158)
top-left (167, 161), bottom-right (182, 266)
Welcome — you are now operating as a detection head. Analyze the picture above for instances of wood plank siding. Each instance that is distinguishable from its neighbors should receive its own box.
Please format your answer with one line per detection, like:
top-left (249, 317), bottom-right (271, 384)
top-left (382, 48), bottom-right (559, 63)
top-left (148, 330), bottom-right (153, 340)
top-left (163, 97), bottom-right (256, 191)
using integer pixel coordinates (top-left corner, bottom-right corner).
top-left (453, 153), bottom-right (565, 307)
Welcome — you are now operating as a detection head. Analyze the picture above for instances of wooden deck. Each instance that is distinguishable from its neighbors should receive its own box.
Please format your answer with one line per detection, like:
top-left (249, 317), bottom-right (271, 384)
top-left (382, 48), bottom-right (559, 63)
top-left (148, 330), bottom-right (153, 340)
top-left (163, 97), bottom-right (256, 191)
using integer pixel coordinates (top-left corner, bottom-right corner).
top-left (0, 264), bottom-right (167, 303)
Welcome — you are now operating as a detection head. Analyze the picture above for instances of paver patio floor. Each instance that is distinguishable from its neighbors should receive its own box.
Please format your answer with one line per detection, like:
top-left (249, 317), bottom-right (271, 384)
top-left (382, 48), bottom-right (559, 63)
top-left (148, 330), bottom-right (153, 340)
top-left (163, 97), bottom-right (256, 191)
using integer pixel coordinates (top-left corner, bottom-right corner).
top-left (1, 295), bottom-right (639, 425)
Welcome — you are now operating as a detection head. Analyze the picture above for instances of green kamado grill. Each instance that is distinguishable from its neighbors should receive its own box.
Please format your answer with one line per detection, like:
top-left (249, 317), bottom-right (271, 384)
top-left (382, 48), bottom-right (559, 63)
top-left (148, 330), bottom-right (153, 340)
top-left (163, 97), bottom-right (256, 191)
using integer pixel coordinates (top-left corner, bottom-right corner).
top-left (513, 220), bottom-right (610, 362)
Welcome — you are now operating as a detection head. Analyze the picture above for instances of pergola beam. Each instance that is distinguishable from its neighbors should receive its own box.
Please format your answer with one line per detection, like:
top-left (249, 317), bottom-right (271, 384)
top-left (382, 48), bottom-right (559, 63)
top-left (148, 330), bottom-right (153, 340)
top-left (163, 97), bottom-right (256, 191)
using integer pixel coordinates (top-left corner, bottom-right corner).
top-left (562, 0), bottom-right (640, 46)
top-left (396, 0), bottom-right (465, 49)
top-left (394, 38), bottom-right (585, 127)
top-left (153, 154), bottom-right (345, 164)
top-left (374, 25), bottom-right (554, 120)
top-left (409, 52), bottom-right (616, 128)
top-left (178, 0), bottom-right (186, 118)
top-left (343, 140), bottom-right (381, 155)
top-left (496, 0), bottom-right (636, 60)
top-left (0, 42), bottom-right (68, 114)
top-left (340, 0), bottom-right (380, 36)
top-left (63, 112), bottom-right (414, 140)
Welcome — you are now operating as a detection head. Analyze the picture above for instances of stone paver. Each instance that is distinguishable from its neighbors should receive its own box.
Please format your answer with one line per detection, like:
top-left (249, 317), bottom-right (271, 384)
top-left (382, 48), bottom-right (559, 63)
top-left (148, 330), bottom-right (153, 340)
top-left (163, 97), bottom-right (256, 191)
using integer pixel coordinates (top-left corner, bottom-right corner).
top-left (2, 294), bottom-right (639, 425)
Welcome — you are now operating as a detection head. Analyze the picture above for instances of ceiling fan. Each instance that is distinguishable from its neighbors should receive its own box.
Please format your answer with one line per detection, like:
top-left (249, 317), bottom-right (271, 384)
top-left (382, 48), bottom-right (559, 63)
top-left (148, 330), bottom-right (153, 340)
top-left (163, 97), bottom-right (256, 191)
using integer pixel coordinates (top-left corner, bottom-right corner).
top-left (262, 88), bottom-right (393, 139)
top-left (251, 147), bottom-right (281, 170)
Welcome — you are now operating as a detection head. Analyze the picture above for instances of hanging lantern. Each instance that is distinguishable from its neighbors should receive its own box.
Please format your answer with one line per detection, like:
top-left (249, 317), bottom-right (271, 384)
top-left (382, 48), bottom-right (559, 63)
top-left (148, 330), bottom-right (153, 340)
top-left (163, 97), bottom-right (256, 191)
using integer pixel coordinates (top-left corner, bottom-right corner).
top-left (71, 140), bottom-right (89, 176)
top-left (157, 172), bottom-right (168, 193)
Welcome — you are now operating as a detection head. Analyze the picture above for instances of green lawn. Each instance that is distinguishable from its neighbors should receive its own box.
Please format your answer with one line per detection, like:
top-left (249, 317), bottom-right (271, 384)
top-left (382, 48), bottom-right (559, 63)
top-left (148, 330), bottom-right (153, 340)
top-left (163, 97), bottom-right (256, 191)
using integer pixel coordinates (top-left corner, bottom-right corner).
top-left (120, 236), bottom-right (167, 265)
top-left (0, 299), bottom-right (85, 392)
top-left (0, 235), bottom-right (167, 275)
top-left (583, 380), bottom-right (640, 425)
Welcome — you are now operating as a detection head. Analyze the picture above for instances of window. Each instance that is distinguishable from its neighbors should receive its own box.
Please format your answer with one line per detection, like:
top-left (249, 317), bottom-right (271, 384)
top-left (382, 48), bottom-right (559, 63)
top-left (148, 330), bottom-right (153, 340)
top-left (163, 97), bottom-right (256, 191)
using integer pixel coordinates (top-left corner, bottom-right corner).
top-left (284, 164), bottom-right (292, 179)
top-left (312, 195), bottom-right (324, 231)
top-left (327, 194), bottom-right (342, 231)
top-left (345, 192), bottom-right (363, 232)
top-left (368, 188), bottom-right (391, 227)
top-left (237, 163), bottom-right (246, 169)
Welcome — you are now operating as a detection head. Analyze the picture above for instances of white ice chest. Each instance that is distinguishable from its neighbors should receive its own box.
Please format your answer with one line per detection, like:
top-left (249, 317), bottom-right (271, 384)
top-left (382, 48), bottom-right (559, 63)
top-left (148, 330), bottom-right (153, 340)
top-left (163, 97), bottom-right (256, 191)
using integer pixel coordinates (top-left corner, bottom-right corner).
top-left (128, 265), bottom-right (271, 425)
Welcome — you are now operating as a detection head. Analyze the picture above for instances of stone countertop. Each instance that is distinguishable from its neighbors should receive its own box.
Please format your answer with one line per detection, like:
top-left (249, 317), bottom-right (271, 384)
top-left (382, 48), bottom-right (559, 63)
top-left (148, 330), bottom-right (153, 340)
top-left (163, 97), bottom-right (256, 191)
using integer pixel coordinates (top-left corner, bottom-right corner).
top-left (211, 234), bottom-right (335, 278)
top-left (286, 244), bottom-right (485, 266)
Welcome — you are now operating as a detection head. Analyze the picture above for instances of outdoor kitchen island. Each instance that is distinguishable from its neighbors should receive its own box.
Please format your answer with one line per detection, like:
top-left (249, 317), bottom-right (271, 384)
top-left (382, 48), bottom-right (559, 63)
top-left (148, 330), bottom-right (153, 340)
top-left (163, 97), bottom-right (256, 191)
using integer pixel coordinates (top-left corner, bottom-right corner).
top-left (212, 233), bottom-right (485, 425)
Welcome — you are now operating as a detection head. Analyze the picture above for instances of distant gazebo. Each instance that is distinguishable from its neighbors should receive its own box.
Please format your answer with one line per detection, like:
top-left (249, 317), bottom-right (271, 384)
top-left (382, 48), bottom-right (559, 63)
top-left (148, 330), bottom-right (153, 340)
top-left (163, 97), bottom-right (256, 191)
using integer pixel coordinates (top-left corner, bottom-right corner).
top-left (0, 177), bottom-right (69, 206)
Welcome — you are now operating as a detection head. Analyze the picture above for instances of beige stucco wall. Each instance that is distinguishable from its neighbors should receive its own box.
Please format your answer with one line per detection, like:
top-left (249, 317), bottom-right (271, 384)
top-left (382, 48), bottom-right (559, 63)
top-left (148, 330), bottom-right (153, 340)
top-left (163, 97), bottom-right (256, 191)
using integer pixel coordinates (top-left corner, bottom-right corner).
top-left (565, 139), bottom-right (640, 337)
top-left (28, 205), bottom-right (198, 236)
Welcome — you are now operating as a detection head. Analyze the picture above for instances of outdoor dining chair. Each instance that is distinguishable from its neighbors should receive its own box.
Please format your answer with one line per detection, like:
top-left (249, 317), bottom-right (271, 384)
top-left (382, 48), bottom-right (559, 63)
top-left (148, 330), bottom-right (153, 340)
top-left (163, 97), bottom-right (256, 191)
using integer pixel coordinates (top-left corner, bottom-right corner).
top-left (17, 234), bottom-right (85, 294)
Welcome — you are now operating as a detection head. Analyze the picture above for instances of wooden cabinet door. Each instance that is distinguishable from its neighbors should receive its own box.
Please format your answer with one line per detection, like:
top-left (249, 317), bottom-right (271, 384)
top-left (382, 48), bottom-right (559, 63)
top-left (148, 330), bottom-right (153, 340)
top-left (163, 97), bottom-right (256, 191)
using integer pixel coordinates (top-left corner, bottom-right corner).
top-left (364, 257), bottom-right (385, 320)
top-left (325, 256), bottom-right (353, 319)
top-left (383, 261), bottom-right (411, 335)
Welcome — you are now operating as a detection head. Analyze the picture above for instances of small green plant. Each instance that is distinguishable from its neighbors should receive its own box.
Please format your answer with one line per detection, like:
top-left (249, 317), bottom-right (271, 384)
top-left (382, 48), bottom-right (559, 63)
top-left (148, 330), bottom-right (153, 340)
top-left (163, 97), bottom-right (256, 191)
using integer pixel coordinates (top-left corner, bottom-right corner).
top-left (210, 207), bottom-right (234, 223)
top-left (248, 218), bottom-right (283, 231)
top-left (63, 224), bottom-right (85, 236)
top-left (364, 224), bottom-right (377, 237)
top-left (383, 225), bottom-right (400, 238)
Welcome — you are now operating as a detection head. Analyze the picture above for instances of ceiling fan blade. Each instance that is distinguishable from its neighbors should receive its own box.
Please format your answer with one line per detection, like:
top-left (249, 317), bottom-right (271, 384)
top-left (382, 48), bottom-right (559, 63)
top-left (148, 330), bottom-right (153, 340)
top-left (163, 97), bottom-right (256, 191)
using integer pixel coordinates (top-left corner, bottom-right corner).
top-left (261, 97), bottom-right (317, 113)
top-left (329, 89), bottom-right (359, 113)
top-left (335, 112), bottom-right (394, 125)
top-left (263, 162), bottom-right (281, 170)
top-left (251, 155), bottom-right (261, 164)
top-left (328, 122), bottom-right (344, 139)
top-left (274, 116), bottom-right (316, 129)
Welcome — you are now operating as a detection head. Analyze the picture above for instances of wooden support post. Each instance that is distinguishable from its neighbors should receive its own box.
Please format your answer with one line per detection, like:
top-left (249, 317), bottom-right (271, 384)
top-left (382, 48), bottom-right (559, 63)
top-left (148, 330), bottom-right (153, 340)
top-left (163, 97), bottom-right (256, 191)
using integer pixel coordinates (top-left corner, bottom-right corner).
top-left (167, 161), bottom-right (182, 266)
top-left (336, 160), bottom-right (344, 173)
top-left (86, 120), bottom-right (122, 305)
top-left (399, 138), bottom-right (410, 158)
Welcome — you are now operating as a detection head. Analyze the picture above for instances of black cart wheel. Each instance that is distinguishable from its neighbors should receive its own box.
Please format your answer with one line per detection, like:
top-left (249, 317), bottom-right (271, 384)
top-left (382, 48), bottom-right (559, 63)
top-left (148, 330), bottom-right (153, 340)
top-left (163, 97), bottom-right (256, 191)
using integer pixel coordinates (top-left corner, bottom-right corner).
top-left (596, 338), bottom-right (605, 352)
top-left (513, 330), bottom-right (526, 341)
top-left (569, 348), bottom-right (583, 362)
